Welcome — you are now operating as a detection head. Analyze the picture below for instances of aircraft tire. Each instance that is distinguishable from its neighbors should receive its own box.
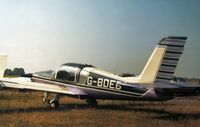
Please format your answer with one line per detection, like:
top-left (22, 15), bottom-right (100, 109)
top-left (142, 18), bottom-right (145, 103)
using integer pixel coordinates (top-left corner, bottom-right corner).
top-left (86, 99), bottom-right (97, 107)
top-left (50, 100), bottom-right (59, 108)
top-left (194, 89), bottom-right (200, 96)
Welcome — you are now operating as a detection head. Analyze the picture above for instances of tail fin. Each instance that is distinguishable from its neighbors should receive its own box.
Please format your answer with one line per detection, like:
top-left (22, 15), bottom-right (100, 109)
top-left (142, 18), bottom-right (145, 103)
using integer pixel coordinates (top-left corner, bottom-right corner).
top-left (0, 54), bottom-right (7, 78)
top-left (125, 36), bottom-right (187, 83)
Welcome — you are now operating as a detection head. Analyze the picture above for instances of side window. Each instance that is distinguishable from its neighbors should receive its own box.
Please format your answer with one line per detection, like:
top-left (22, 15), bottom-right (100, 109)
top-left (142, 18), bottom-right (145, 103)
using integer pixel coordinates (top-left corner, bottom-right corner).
top-left (56, 71), bottom-right (70, 81)
top-left (55, 66), bottom-right (80, 82)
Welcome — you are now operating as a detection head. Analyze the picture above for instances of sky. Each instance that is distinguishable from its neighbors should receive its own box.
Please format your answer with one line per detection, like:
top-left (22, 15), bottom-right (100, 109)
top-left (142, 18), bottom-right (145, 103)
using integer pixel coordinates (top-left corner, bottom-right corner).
top-left (0, 0), bottom-right (200, 78)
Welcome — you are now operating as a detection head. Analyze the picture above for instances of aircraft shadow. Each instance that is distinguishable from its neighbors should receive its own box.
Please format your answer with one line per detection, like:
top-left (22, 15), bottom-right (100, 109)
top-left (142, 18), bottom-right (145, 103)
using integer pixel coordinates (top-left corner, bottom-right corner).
top-left (97, 104), bottom-right (200, 121)
top-left (0, 103), bottom-right (200, 121)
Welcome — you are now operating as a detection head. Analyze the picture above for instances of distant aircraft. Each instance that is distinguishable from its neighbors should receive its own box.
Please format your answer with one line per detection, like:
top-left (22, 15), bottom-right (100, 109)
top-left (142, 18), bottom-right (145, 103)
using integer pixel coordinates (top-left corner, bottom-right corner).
top-left (0, 36), bottom-right (200, 108)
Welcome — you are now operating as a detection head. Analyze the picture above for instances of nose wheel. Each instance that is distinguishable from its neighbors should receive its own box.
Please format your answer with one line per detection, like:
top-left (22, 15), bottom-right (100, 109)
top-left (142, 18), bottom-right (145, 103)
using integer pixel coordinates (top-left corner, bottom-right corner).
top-left (43, 92), bottom-right (61, 108)
top-left (50, 100), bottom-right (60, 108)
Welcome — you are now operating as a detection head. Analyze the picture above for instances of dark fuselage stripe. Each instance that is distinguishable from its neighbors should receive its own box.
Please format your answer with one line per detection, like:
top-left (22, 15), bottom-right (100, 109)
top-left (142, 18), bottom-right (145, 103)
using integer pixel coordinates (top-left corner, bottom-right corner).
top-left (31, 76), bottom-right (144, 97)
top-left (87, 72), bottom-right (147, 94)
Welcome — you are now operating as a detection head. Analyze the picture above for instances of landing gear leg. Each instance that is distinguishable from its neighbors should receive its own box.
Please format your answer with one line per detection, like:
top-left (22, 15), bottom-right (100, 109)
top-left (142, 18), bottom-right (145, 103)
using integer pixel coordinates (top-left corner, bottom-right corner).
top-left (86, 99), bottom-right (97, 107)
top-left (43, 92), bottom-right (50, 104)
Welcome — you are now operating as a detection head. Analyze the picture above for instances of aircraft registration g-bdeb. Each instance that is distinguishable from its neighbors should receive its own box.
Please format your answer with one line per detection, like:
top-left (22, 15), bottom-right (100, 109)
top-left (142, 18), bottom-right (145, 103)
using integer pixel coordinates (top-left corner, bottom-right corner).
top-left (0, 36), bottom-right (200, 108)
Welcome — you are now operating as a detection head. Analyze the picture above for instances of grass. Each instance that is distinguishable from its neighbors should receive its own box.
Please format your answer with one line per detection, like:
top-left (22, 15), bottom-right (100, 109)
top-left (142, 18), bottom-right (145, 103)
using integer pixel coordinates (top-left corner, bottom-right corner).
top-left (0, 90), bottom-right (200, 127)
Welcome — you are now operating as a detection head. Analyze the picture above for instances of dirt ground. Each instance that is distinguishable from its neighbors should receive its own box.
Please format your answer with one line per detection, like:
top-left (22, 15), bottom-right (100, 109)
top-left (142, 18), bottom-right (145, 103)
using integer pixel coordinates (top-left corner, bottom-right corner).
top-left (0, 90), bottom-right (200, 127)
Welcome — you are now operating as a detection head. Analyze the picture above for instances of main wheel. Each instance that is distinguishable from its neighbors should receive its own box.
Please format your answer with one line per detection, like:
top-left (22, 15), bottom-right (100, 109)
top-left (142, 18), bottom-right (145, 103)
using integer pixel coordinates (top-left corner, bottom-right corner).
top-left (50, 100), bottom-right (60, 108)
top-left (86, 99), bottom-right (97, 107)
top-left (194, 89), bottom-right (200, 96)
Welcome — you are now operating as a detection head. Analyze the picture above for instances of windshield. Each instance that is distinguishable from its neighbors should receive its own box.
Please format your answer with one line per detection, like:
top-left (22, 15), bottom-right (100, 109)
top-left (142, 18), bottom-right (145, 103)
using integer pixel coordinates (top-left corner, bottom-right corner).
top-left (34, 70), bottom-right (54, 78)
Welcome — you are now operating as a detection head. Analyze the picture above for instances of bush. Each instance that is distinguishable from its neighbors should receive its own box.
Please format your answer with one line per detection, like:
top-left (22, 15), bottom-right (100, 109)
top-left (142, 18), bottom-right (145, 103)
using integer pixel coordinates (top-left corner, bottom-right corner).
top-left (4, 68), bottom-right (25, 77)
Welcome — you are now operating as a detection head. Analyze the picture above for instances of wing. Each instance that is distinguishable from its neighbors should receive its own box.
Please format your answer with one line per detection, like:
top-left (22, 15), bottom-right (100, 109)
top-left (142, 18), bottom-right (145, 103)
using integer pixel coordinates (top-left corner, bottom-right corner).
top-left (0, 77), bottom-right (76, 95)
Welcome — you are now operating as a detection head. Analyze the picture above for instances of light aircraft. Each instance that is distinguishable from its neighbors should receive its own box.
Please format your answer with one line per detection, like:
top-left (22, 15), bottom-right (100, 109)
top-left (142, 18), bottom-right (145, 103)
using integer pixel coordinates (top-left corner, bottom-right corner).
top-left (0, 36), bottom-right (200, 108)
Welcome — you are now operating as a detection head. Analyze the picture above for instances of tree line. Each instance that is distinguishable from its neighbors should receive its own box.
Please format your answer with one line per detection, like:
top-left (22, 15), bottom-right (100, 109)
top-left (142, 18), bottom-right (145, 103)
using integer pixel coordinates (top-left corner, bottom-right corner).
top-left (4, 68), bottom-right (25, 77)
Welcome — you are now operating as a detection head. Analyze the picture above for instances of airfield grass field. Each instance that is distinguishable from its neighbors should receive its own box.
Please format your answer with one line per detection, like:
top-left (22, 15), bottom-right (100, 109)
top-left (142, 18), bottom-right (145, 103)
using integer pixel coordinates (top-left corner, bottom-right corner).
top-left (0, 90), bottom-right (200, 127)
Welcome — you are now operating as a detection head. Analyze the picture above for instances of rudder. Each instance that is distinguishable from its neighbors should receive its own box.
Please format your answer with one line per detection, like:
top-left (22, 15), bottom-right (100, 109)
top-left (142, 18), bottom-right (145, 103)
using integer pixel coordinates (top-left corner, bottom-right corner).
top-left (124, 36), bottom-right (187, 84)
top-left (156, 36), bottom-right (187, 82)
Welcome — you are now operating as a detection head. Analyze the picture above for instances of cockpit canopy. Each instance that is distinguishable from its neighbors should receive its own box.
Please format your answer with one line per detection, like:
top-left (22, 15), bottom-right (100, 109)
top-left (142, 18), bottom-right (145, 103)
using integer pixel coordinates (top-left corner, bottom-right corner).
top-left (34, 63), bottom-right (95, 83)
top-left (56, 65), bottom-right (80, 82)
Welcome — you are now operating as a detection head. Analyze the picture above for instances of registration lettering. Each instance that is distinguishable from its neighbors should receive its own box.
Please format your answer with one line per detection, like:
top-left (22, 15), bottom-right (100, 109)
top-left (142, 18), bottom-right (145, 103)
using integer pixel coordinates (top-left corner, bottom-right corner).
top-left (86, 76), bottom-right (121, 90)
